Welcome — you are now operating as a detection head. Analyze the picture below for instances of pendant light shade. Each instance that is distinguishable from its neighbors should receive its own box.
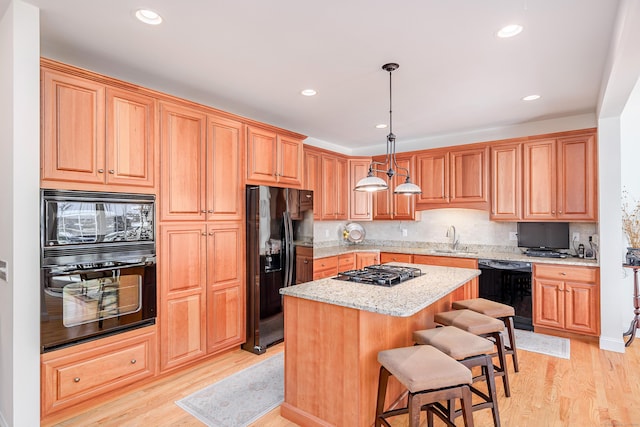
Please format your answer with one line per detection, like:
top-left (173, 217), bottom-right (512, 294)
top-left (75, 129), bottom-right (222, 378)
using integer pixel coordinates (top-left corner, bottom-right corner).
top-left (354, 63), bottom-right (421, 195)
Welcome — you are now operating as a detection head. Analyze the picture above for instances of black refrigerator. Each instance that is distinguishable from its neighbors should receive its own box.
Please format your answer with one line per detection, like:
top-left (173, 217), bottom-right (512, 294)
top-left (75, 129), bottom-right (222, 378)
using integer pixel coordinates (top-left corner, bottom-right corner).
top-left (242, 186), bottom-right (314, 354)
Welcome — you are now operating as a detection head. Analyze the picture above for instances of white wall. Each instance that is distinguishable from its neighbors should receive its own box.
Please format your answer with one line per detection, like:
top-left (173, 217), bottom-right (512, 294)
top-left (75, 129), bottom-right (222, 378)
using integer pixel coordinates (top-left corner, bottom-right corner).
top-left (0, 1), bottom-right (40, 426)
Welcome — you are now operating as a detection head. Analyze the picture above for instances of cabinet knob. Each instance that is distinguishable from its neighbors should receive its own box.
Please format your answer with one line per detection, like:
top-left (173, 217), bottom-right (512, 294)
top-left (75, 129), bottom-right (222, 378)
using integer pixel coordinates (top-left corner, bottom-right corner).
top-left (209, 232), bottom-right (214, 235)
top-left (208, 210), bottom-right (214, 213)
top-left (304, 259), bottom-right (308, 264)
top-left (552, 210), bottom-right (556, 214)
top-left (560, 272), bottom-right (567, 276)
top-left (108, 170), bottom-right (115, 174)
top-left (202, 232), bottom-right (207, 236)
top-left (131, 359), bottom-right (137, 364)
top-left (74, 377), bottom-right (80, 383)
top-left (201, 210), bottom-right (207, 213)
top-left (97, 169), bottom-right (104, 173)
top-left (559, 210), bottom-right (563, 214)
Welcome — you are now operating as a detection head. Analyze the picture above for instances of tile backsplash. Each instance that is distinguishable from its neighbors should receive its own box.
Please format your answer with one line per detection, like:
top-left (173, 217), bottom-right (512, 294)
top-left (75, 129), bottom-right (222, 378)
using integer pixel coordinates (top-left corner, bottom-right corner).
top-left (314, 208), bottom-right (598, 254)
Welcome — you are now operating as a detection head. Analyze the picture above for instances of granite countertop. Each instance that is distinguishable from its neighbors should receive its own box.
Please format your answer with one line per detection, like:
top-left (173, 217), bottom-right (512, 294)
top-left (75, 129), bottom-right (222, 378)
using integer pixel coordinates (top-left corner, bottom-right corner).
top-left (279, 262), bottom-right (480, 317)
top-left (312, 244), bottom-right (599, 267)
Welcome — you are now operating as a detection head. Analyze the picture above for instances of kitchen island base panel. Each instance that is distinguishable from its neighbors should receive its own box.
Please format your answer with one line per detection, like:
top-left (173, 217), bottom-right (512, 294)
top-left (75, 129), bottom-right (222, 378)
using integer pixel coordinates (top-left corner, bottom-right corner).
top-left (282, 293), bottom-right (453, 427)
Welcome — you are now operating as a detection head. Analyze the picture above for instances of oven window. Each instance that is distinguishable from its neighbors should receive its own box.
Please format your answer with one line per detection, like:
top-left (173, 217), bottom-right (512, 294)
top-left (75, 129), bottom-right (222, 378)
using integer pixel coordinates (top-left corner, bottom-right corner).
top-left (50, 273), bottom-right (142, 327)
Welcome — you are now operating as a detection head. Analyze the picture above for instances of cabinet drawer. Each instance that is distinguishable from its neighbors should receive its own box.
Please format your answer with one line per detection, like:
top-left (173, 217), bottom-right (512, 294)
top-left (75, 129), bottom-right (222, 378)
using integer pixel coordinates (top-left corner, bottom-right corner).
top-left (380, 252), bottom-right (413, 263)
top-left (42, 326), bottom-right (157, 417)
top-left (535, 264), bottom-right (597, 282)
top-left (338, 253), bottom-right (356, 271)
top-left (313, 256), bottom-right (338, 280)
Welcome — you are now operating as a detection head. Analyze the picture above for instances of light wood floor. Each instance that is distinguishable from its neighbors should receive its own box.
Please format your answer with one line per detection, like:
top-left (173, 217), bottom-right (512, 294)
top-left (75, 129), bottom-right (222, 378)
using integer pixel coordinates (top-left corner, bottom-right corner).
top-left (44, 337), bottom-right (640, 427)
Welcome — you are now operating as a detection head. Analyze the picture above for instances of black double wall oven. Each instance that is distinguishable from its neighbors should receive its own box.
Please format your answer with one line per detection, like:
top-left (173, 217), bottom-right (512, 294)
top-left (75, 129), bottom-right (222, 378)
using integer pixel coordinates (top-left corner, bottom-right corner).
top-left (40, 190), bottom-right (157, 353)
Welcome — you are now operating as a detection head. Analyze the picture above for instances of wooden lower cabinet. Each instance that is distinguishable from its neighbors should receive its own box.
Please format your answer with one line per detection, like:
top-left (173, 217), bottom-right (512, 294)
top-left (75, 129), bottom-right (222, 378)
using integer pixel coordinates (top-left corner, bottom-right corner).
top-left (356, 252), bottom-right (379, 269)
top-left (533, 264), bottom-right (600, 336)
top-left (295, 246), bottom-right (314, 284)
top-left (41, 326), bottom-right (157, 418)
top-left (413, 255), bottom-right (479, 300)
top-left (338, 253), bottom-right (356, 272)
top-left (380, 252), bottom-right (413, 263)
top-left (313, 256), bottom-right (338, 280)
top-left (159, 222), bottom-right (244, 372)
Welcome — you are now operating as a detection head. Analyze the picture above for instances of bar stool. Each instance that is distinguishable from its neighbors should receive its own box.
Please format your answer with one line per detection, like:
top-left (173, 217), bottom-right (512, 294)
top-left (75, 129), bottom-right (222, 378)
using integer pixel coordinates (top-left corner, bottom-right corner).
top-left (413, 326), bottom-right (501, 427)
top-left (434, 309), bottom-right (511, 397)
top-left (376, 345), bottom-right (474, 427)
top-left (452, 298), bottom-right (520, 372)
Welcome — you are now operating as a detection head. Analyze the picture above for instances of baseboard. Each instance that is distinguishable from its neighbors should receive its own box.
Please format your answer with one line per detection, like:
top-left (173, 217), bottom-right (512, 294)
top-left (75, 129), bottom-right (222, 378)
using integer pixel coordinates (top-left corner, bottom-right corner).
top-left (599, 335), bottom-right (626, 353)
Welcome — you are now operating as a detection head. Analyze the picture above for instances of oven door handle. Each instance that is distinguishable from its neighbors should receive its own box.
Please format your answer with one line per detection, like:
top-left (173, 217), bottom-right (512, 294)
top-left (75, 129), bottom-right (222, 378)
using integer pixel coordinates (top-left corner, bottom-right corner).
top-left (54, 261), bottom-right (150, 275)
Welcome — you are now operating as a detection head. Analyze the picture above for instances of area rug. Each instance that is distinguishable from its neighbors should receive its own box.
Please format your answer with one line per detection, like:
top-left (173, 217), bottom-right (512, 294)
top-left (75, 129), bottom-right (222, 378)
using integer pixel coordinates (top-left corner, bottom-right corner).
top-left (506, 329), bottom-right (571, 359)
top-left (176, 352), bottom-right (284, 427)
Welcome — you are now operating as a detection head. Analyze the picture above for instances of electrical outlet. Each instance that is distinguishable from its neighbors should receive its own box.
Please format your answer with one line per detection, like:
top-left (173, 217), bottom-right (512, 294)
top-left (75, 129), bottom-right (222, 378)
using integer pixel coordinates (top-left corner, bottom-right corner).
top-left (572, 232), bottom-right (580, 242)
top-left (325, 229), bottom-right (330, 238)
top-left (401, 228), bottom-right (408, 237)
top-left (591, 234), bottom-right (599, 245)
top-left (509, 232), bottom-right (517, 241)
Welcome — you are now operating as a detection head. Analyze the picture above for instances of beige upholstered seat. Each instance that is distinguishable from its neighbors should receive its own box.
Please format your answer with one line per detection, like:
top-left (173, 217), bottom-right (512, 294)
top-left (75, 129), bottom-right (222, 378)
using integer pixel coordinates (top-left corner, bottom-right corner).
top-left (375, 345), bottom-right (475, 427)
top-left (413, 326), bottom-right (501, 427)
top-left (453, 298), bottom-right (520, 372)
top-left (434, 309), bottom-right (511, 397)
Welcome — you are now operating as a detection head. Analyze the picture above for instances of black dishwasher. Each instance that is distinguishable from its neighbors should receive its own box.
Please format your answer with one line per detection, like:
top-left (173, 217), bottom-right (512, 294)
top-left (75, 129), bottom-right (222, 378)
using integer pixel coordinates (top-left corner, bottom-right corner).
top-left (478, 259), bottom-right (533, 331)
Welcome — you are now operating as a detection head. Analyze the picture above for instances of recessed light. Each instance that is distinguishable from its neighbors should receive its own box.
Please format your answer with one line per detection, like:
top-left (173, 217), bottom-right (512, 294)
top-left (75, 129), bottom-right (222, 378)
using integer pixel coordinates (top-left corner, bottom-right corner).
top-left (522, 94), bottom-right (541, 101)
top-left (301, 89), bottom-right (317, 96)
top-left (135, 9), bottom-right (163, 25)
top-left (497, 24), bottom-right (523, 38)
top-left (375, 124), bottom-right (388, 129)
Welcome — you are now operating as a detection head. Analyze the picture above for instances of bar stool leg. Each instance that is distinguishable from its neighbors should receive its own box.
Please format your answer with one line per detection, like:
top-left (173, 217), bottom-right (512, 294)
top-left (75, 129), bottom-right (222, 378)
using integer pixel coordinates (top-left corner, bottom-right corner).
top-left (408, 394), bottom-right (421, 427)
top-left (460, 386), bottom-right (474, 427)
top-left (503, 316), bottom-right (520, 372)
top-left (375, 366), bottom-right (391, 427)
top-left (489, 331), bottom-right (511, 397)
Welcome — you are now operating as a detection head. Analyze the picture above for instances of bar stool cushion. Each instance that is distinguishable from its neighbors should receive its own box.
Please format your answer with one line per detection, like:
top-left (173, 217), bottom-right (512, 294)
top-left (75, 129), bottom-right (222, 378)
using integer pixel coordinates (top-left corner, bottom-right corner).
top-left (435, 309), bottom-right (504, 335)
top-left (453, 298), bottom-right (515, 318)
top-left (413, 326), bottom-right (494, 360)
top-left (378, 345), bottom-right (471, 393)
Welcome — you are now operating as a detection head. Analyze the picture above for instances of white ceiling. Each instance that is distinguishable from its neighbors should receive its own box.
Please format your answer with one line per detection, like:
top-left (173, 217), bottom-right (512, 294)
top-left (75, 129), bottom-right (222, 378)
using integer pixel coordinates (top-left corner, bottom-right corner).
top-left (10, 0), bottom-right (622, 153)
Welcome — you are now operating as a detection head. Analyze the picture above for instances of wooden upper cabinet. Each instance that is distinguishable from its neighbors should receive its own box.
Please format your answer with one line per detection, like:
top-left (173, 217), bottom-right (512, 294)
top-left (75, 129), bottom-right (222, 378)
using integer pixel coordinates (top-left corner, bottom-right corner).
top-left (321, 154), bottom-right (348, 220)
top-left (416, 149), bottom-right (449, 205)
top-left (523, 133), bottom-right (597, 221)
top-left (449, 146), bottom-right (489, 205)
top-left (349, 158), bottom-right (373, 220)
top-left (556, 134), bottom-right (597, 221)
top-left (106, 88), bottom-right (156, 188)
top-left (206, 115), bottom-right (244, 221)
top-left (42, 68), bottom-right (106, 186)
top-left (372, 155), bottom-right (416, 220)
top-left (159, 102), bottom-right (207, 221)
top-left (415, 145), bottom-right (488, 210)
top-left (246, 126), bottom-right (303, 188)
top-left (491, 143), bottom-right (522, 220)
top-left (41, 66), bottom-right (157, 192)
top-left (303, 147), bottom-right (322, 219)
top-left (523, 139), bottom-right (556, 220)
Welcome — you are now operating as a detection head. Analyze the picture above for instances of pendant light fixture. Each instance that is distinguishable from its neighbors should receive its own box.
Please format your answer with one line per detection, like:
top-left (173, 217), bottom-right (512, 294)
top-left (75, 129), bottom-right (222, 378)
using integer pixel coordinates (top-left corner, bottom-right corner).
top-left (354, 63), bottom-right (422, 195)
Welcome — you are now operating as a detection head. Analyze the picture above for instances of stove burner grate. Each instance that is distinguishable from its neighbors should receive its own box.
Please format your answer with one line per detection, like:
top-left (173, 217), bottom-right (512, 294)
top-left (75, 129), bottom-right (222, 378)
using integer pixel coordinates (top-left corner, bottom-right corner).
top-left (335, 265), bottom-right (422, 287)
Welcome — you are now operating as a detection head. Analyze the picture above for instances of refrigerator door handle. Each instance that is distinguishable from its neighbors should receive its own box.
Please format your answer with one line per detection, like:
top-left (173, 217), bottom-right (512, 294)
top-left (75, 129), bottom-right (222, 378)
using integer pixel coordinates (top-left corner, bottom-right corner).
top-left (283, 212), bottom-right (294, 287)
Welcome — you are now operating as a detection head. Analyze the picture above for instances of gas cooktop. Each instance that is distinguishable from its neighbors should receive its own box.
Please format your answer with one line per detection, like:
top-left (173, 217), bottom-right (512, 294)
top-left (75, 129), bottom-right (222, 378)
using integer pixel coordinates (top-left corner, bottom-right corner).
top-left (334, 265), bottom-right (423, 287)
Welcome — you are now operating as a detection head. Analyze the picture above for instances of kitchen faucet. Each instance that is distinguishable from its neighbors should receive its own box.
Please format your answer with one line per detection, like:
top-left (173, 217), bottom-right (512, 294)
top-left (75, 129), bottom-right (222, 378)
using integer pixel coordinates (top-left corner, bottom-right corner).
top-left (446, 225), bottom-right (459, 250)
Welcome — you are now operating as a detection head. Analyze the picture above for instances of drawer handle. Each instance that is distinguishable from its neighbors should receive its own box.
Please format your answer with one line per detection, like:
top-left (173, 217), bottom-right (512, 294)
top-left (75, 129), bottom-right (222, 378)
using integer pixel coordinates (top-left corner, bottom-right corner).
top-left (74, 377), bottom-right (80, 383)
top-left (131, 359), bottom-right (137, 364)
top-left (560, 272), bottom-right (567, 276)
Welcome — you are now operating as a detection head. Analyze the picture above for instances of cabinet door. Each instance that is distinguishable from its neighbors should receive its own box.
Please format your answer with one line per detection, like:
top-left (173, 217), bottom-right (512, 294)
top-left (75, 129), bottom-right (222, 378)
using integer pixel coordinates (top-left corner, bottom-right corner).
top-left (313, 256), bottom-right (338, 280)
top-left (523, 139), bottom-right (557, 220)
top-left (105, 87), bottom-right (156, 188)
top-left (246, 126), bottom-right (278, 184)
top-left (556, 134), bottom-right (597, 221)
top-left (159, 224), bottom-right (207, 371)
top-left (415, 149), bottom-right (449, 205)
top-left (449, 146), bottom-right (489, 205)
top-left (338, 253), bottom-right (356, 272)
top-left (356, 252), bottom-right (379, 269)
top-left (295, 246), bottom-right (314, 284)
top-left (349, 158), bottom-right (373, 220)
top-left (321, 155), bottom-right (338, 219)
top-left (160, 102), bottom-right (207, 221)
top-left (304, 148), bottom-right (322, 219)
top-left (207, 116), bottom-right (244, 220)
top-left (206, 223), bottom-right (245, 353)
top-left (533, 278), bottom-right (564, 329)
top-left (491, 143), bottom-right (522, 220)
top-left (392, 156), bottom-right (416, 220)
top-left (565, 281), bottom-right (599, 335)
top-left (277, 135), bottom-right (303, 187)
top-left (41, 69), bottom-right (106, 185)
top-left (335, 156), bottom-right (349, 220)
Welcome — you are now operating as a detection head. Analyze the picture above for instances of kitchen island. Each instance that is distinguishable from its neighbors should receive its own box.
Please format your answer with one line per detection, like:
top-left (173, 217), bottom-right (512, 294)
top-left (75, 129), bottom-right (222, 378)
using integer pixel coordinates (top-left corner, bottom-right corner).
top-left (279, 263), bottom-right (480, 427)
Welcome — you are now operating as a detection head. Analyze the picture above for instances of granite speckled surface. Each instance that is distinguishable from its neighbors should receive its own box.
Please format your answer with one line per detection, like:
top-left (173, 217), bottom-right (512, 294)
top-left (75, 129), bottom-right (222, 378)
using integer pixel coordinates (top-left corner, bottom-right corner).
top-left (279, 262), bottom-right (480, 317)
top-left (311, 244), bottom-right (599, 267)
